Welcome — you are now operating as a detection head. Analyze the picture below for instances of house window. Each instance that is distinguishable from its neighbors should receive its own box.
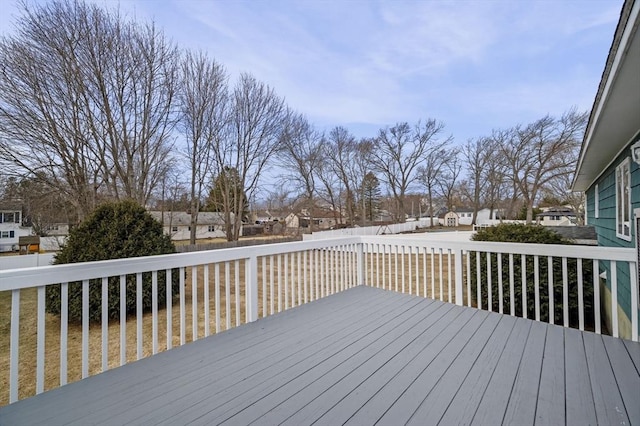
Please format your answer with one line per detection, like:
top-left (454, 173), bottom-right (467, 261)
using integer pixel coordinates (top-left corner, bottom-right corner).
top-left (616, 158), bottom-right (631, 240)
top-left (171, 226), bottom-right (178, 232)
top-left (208, 225), bottom-right (216, 232)
top-left (594, 184), bottom-right (599, 219)
top-left (1, 231), bottom-right (9, 238)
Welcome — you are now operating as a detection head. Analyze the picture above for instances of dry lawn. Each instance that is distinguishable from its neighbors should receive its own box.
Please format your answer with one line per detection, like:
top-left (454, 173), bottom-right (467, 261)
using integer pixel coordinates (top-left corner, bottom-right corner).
top-left (0, 251), bottom-right (461, 406)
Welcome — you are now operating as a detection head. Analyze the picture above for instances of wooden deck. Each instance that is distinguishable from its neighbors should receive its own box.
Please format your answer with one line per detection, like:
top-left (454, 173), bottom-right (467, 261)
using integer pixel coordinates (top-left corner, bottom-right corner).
top-left (1, 285), bottom-right (639, 425)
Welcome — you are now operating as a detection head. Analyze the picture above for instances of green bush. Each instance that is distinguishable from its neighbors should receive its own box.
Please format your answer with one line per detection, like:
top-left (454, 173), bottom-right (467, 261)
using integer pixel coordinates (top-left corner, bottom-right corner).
top-left (471, 224), bottom-right (593, 326)
top-left (46, 200), bottom-right (179, 322)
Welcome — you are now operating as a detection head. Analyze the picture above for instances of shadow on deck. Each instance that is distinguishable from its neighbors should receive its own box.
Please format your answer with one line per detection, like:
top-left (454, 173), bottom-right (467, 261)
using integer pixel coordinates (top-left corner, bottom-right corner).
top-left (1, 285), bottom-right (638, 425)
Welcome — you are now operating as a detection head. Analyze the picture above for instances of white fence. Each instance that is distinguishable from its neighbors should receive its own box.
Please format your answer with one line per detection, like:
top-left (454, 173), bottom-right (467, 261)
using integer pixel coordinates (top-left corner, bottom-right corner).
top-left (0, 235), bottom-right (637, 405)
top-left (304, 218), bottom-right (434, 240)
top-left (0, 253), bottom-right (55, 270)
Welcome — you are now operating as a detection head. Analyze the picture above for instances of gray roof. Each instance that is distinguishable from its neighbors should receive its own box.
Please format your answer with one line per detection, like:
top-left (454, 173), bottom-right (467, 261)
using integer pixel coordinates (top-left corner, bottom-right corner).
top-left (545, 226), bottom-right (597, 243)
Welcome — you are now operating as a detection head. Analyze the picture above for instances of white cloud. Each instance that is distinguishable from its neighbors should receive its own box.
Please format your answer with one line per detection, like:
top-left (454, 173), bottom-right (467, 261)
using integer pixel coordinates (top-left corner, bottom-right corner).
top-left (0, 0), bottom-right (623, 142)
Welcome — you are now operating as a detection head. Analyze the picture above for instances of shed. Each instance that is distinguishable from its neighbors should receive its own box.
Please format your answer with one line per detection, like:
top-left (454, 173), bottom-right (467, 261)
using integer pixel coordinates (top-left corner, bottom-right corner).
top-left (18, 236), bottom-right (40, 254)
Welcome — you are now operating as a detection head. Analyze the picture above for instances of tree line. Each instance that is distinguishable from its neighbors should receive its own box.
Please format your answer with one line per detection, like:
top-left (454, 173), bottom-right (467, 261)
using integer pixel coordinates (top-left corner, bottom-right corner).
top-left (0, 0), bottom-right (587, 243)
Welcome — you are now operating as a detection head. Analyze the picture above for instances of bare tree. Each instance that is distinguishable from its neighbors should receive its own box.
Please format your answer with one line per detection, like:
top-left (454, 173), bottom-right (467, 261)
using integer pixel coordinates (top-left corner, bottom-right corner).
top-left (498, 109), bottom-right (587, 223)
top-left (212, 73), bottom-right (287, 241)
top-left (179, 51), bottom-right (228, 244)
top-left (437, 150), bottom-right (463, 211)
top-left (462, 137), bottom-right (493, 225)
top-left (372, 119), bottom-right (449, 223)
top-left (315, 144), bottom-right (344, 224)
top-left (417, 138), bottom-right (454, 226)
top-left (0, 0), bottom-right (179, 219)
top-left (278, 112), bottom-right (322, 231)
top-left (326, 126), bottom-right (360, 226)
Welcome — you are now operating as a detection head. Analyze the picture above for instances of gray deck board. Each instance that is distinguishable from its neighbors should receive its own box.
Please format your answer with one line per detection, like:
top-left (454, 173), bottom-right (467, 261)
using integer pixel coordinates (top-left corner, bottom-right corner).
top-left (308, 302), bottom-right (464, 426)
top-left (1, 285), bottom-right (639, 426)
top-left (378, 311), bottom-right (495, 425)
top-left (564, 327), bottom-right (597, 425)
top-left (200, 296), bottom-right (438, 424)
top-left (221, 296), bottom-right (446, 425)
top-left (343, 306), bottom-right (481, 425)
top-left (21, 286), bottom-right (383, 423)
top-left (254, 302), bottom-right (454, 425)
top-left (439, 314), bottom-right (524, 425)
top-left (501, 319), bottom-right (548, 425)
top-left (535, 324), bottom-right (566, 425)
top-left (603, 334), bottom-right (640, 424)
top-left (123, 290), bottom-right (421, 425)
top-left (623, 338), bottom-right (640, 373)
top-left (584, 331), bottom-right (630, 425)
top-left (407, 314), bottom-right (516, 425)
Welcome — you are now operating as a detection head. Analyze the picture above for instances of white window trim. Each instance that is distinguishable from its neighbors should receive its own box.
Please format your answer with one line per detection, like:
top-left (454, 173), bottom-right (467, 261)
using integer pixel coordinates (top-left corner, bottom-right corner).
top-left (594, 184), bottom-right (599, 219)
top-left (584, 193), bottom-right (588, 225)
top-left (616, 158), bottom-right (632, 241)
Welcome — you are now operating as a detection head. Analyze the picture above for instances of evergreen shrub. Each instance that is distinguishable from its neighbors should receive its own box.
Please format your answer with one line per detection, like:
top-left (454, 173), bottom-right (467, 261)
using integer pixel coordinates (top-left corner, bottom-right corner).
top-left (46, 200), bottom-right (179, 322)
top-left (470, 223), bottom-right (593, 326)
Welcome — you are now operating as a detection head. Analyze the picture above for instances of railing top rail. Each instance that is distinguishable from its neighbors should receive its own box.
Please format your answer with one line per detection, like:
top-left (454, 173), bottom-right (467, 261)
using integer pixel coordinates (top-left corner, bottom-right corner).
top-left (358, 235), bottom-right (637, 262)
top-left (0, 236), bottom-right (361, 291)
top-left (1, 234), bottom-right (635, 292)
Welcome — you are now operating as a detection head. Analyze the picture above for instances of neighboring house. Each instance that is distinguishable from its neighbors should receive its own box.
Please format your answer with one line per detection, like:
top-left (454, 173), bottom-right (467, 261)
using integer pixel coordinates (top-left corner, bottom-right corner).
top-left (0, 205), bottom-right (32, 252)
top-left (572, 0), bottom-right (640, 340)
top-left (149, 211), bottom-right (237, 241)
top-left (255, 210), bottom-right (288, 224)
top-left (288, 209), bottom-right (344, 230)
top-left (536, 207), bottom-right (579, 226)
top-left (455, 209), bottom-right (474, 226)
top-left (44, 222), bottom-right (71, 236)
top-left (475, 208), bottom-right (505, 225)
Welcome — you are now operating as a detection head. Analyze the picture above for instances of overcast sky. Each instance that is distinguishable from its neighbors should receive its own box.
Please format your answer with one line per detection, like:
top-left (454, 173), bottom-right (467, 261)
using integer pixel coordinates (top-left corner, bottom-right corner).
top-left (0, 0), bottom-right (623, 144)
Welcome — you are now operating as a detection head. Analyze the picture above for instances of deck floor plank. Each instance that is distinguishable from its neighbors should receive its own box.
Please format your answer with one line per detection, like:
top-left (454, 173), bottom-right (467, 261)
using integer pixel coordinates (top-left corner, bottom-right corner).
top-left (534, 324), bottom-right (566, 425)
top-left (222, 297), bottom-right (450, 425)
top-left (623, 338), bottom-right (640, 373)
top-left (204, 296), bottom-right (441, 425)
top-left (1, 285), bottom-right (639, 426)
top-left (274, 301), bottom-right (457, 426)
top-left (564, 327), bottom-right (597, 425)
top-left (501, 320), bottom-right (548, 425)
top-left (602, 334), bottom-right (640, 424)
top-left (407, 314), bottom-right (517, 425)
top-left (17, 286), bottom-right (382, 424)
top-left (306, 302), bottom-right (466, 426)
top-left (343, 307), bottom-right (482, 426)
top-left (128, 289), bottom-right (422, 426)
top-left (440, 315), bottom-right (527, 425)
top-left (584, 332), bottom-right (630, 425)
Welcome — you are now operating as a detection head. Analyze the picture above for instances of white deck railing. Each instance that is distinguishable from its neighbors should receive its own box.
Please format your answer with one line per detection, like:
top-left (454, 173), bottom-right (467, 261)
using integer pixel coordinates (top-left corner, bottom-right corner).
top-left (0, 235), bottom-right (637, 405)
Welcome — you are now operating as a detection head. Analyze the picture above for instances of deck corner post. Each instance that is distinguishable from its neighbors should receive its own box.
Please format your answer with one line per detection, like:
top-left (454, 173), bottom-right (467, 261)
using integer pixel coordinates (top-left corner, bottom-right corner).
top-left (246, 255), bottom-right (259, 323)
top-left (455, 248), bottom-right (464, 306)
top-left (357, 241), bottom-right (365, 286)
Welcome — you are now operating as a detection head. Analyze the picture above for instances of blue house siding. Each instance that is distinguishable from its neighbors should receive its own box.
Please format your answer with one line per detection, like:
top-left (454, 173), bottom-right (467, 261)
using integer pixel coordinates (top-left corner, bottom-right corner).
top-left (586, 138), bottom-right (640, 322)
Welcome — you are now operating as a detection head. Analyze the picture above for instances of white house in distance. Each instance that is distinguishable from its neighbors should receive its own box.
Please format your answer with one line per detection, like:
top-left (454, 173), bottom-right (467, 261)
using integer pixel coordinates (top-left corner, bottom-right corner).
top-left (442, 208), bottom-right (504, 226)
top-left (536, 207), bottom-right (579, 227)
top-left (0, 204), bottom-right (32, 252)
top-left (149, 211), bottom-right (237, 241)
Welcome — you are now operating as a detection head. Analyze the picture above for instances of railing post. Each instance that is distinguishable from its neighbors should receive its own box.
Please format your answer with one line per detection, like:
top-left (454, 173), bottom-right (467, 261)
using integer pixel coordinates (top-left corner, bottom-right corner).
top-left (246, 255), bottom-right (259, 322)
top-left (455, 249), bottom-right (464, 306)
top-left (357, 241), bottom-right (364, 286)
